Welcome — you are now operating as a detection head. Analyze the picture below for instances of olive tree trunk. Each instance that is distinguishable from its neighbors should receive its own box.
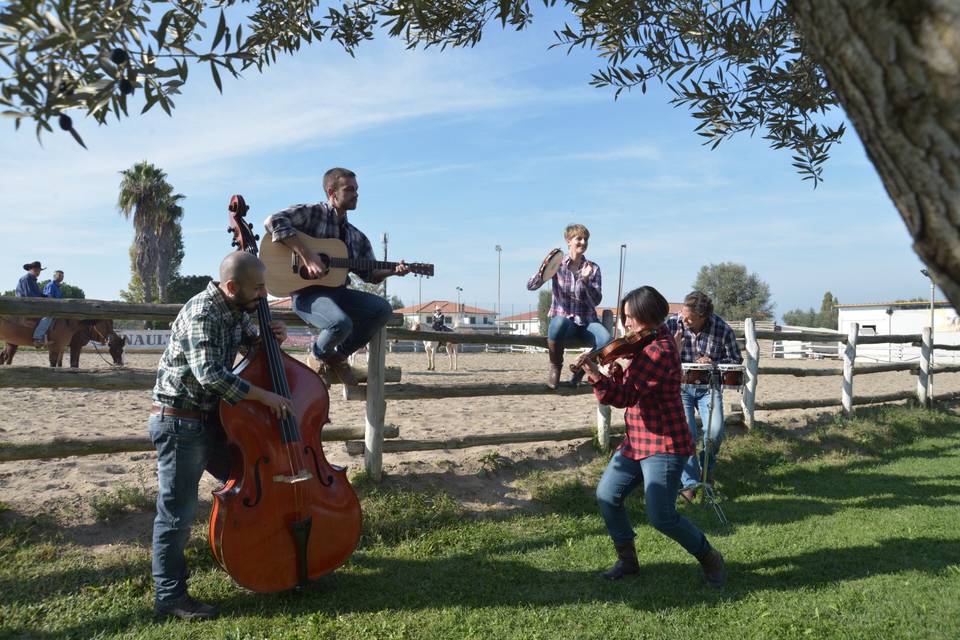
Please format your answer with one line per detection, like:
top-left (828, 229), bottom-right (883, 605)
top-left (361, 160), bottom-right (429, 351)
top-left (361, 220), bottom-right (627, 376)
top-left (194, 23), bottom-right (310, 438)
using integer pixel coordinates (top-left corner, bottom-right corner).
top-left (791, 1), bottom-right (960, 306)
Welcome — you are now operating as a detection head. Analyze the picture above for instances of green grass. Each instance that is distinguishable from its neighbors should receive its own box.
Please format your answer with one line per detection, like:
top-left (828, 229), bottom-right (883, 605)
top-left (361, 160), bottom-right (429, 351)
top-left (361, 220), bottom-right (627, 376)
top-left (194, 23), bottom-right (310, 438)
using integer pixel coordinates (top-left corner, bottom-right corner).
top-left (1, 405), bottom-right (959, 639)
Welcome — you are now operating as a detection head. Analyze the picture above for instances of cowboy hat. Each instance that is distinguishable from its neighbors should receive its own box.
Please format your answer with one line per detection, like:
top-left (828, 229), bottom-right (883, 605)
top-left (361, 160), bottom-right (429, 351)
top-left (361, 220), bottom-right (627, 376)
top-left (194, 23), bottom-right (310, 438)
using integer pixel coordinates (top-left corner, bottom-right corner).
top-left (22, 261), bottom-right (46, 271)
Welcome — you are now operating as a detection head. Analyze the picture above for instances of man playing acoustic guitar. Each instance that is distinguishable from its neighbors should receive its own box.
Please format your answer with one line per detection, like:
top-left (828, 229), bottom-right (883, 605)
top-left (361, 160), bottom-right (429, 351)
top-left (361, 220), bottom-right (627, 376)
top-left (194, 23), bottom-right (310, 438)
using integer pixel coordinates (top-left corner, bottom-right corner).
top-left (264, 167), bottom-right (410, 385)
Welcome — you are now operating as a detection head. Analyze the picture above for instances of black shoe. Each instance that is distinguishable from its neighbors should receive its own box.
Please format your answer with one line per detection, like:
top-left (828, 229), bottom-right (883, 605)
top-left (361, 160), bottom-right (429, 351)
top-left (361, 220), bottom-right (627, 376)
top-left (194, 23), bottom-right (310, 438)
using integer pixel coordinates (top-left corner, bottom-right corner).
top-left (568, 369), bottom-right (585, 387)
top-left (600, 540), bottom-right (640, 580)
top-left (695, 546), bottom-right (727, 589)
top-left (155, 594), bottom-right (219, 620)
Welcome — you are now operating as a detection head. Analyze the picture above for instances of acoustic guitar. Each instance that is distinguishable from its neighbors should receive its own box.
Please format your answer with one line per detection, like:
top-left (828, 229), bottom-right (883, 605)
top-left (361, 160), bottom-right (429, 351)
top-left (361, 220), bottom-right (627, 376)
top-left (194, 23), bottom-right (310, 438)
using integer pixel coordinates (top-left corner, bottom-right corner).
top-left (259, 231), bottom-right (434, 297)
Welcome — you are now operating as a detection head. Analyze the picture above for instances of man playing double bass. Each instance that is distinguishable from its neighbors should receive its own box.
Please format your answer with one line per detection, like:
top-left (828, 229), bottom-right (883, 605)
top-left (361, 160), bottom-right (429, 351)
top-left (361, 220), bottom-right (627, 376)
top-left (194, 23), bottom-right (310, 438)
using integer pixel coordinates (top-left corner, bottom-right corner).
top-left (149, 252), bottom-right (294, 621)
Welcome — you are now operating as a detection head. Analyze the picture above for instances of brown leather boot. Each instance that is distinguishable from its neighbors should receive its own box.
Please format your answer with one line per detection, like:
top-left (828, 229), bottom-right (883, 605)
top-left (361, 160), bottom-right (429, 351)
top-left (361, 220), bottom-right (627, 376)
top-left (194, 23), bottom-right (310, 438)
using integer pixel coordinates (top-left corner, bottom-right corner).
top-left (547, 340), bottom-right (563, 390)
top-left (321, 353), bottom-right (359, 386)
top-left (695, 545), bottom-right (726, 588)
top-left (600, 540), bottom-right (639, 580)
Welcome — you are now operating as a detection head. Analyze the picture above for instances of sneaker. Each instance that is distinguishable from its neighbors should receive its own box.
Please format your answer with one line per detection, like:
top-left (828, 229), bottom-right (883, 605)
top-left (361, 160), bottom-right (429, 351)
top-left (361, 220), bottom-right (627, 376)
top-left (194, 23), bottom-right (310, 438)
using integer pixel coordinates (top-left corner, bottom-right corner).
top-left (154, 594), bottom-right (219, 620)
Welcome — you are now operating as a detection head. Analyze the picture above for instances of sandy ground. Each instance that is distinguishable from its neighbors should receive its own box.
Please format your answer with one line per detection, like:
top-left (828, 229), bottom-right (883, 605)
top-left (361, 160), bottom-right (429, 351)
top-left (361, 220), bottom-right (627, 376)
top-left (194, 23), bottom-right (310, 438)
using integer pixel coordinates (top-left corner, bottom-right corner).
top-left (1, 348), bottom-right (957, 542)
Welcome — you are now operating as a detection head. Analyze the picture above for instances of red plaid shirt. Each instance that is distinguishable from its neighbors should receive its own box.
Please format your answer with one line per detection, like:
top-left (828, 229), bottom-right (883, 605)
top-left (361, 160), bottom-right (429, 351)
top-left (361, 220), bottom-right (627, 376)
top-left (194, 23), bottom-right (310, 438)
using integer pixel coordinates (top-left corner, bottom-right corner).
top-left (591, 326), bottom-right (694, 460)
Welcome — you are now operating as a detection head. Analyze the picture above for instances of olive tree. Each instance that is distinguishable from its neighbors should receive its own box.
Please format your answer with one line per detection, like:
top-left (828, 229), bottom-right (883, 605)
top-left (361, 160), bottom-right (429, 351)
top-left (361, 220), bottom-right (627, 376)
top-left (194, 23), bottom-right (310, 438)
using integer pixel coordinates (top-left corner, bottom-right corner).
top-left (3, 1), bottom-right (958, 311)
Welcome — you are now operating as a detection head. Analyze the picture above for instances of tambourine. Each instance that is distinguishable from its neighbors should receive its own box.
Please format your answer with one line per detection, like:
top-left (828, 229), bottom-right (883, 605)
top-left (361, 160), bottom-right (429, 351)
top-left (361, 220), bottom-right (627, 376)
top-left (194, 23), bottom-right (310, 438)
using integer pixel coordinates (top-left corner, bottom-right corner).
top-left (533, 248), bottom-right (563, 287)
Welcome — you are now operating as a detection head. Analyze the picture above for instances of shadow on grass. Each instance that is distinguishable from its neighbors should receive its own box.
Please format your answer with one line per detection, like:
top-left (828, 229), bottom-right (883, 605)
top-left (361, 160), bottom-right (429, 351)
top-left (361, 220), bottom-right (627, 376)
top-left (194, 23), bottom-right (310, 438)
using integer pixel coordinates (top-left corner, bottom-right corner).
top-left (215, 535), bottom-right (960, 620)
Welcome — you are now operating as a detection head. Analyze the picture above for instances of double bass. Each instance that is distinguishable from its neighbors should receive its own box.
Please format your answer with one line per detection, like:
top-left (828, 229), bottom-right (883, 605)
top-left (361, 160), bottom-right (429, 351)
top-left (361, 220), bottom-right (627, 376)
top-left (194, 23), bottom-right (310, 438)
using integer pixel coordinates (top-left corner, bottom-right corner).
top-left (209, 195), bottom-right (361, 593)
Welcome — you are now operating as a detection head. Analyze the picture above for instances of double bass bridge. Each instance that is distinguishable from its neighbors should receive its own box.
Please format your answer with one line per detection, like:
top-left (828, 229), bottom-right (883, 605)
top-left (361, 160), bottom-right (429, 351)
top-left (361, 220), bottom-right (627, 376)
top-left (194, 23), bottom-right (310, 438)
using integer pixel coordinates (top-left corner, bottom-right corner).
top-left (272, 470), bottom-right (314, 484)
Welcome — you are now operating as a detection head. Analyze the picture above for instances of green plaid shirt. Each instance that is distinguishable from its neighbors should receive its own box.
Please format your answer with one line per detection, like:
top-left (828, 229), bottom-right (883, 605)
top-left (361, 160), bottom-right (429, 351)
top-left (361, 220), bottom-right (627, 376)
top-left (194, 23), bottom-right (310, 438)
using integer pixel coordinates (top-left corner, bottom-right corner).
top-left (152, 282), bottom-right (258, 413)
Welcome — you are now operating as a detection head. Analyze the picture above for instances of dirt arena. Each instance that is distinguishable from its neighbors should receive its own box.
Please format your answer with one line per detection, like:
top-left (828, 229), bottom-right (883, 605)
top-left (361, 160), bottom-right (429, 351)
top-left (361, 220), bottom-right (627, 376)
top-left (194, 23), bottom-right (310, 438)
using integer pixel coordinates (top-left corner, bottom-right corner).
top-left (1, 348), bottom-right (957, 538)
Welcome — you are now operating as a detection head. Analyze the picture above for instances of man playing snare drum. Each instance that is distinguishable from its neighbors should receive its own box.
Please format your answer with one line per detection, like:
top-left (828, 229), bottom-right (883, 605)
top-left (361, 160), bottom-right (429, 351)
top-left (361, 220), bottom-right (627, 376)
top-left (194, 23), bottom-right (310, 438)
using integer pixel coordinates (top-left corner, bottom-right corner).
top-left (666, 291), bottom-right (742, 503)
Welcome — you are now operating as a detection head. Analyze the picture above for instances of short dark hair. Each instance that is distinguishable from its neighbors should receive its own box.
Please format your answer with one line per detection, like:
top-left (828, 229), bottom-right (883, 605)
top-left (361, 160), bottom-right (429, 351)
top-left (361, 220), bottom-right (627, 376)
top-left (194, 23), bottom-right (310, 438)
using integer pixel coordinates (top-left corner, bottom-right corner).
top-left (620, 286), bottom-right (670, 327)
top-left (683, 290), bottom-right (714, 317)
top-left (323, 167), bottom-right (356, 194)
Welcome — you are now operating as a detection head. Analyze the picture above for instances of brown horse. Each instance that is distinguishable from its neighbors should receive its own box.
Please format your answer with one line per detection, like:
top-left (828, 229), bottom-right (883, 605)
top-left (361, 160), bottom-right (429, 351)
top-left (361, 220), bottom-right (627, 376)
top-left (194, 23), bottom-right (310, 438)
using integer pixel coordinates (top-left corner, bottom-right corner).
top-left (0, 317), bottom-right (125, 367)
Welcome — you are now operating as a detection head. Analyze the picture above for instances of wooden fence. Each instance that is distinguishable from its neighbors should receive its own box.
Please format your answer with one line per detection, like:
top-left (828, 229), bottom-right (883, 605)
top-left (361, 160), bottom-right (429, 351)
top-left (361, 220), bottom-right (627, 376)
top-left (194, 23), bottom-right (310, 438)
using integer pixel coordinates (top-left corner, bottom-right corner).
top-left (3, 298), bottom-right (959, 482)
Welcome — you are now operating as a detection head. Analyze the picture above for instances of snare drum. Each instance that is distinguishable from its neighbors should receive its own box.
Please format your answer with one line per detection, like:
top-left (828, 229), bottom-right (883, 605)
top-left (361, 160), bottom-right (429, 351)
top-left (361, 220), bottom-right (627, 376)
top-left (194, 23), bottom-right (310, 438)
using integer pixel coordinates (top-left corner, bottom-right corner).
top-left (680, 363), bottom-right (713, 385)
top-left (533, 248), bottom-right (563, 288)
top-left (718, 363), bottom-right (745, 390)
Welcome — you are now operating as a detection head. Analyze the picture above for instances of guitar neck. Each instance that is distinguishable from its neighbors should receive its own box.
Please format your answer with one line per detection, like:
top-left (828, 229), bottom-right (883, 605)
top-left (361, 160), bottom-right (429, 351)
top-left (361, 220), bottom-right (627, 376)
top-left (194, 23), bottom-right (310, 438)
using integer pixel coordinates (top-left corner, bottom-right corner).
top-left (326, 257), bottom-right (400, 272)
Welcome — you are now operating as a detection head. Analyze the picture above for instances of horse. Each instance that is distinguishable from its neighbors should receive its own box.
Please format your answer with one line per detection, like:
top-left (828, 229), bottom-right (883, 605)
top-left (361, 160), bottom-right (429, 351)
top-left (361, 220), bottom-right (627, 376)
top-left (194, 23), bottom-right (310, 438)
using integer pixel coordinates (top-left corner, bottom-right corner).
top-left (412, 322), bottom-right (459, 371)
top-left (0, 316), bottom-right (125, 367)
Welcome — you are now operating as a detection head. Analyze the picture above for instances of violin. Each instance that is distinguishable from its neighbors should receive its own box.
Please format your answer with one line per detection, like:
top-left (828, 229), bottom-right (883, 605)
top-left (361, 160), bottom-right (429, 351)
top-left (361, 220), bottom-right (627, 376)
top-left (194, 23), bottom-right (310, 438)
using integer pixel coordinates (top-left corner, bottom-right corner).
top-left (209, 195), bottom-right (361, 593)
top-left (569, 328), bottom-right (657, 373)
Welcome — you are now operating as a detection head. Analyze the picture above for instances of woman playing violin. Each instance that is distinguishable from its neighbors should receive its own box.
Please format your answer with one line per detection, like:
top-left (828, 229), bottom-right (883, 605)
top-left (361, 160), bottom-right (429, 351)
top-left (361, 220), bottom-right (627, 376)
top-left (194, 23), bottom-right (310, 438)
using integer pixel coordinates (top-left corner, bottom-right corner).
top-left (576, 285), bottom-right (726, 587)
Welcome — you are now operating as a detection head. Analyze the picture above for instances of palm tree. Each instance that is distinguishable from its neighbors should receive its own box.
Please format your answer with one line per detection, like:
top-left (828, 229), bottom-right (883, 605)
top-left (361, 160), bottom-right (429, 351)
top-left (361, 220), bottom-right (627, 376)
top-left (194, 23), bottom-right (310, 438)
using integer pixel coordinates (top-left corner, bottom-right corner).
top-left (117, 162), bottom-right (173, 304)
top-left (156, 192), bottom-right (185, 303)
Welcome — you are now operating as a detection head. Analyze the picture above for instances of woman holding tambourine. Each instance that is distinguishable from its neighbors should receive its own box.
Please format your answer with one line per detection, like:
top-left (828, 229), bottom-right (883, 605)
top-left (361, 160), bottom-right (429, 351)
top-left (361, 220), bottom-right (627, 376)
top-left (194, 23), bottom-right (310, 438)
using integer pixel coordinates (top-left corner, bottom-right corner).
top-left (526, 223), bottom-right (611, 389)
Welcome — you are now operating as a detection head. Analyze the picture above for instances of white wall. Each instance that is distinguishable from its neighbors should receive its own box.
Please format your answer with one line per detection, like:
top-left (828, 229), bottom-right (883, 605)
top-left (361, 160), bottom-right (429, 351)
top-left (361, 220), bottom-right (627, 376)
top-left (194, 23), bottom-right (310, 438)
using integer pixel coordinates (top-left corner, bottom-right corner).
top-left (838, 306), bottom-right (960, 363)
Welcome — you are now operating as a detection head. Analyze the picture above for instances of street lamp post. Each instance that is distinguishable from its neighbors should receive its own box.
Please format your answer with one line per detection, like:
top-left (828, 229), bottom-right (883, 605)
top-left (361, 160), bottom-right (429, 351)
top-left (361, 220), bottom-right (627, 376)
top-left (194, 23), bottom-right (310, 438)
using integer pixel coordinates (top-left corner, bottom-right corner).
top-left (381, 233), bottom-right (389, 298)
top-left (456, 286), bottom-right (463, 327)
top-left (885, 307), bottom-right (894, 362)
top-left (921, 269), bottom-right (936, 399)
top-left (495, 245), bottom-right (502, 334)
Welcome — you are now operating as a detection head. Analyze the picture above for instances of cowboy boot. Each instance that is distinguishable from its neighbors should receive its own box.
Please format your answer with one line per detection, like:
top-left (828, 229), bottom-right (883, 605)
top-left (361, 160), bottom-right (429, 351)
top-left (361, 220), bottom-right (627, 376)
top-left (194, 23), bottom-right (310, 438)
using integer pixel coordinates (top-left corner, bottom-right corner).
top-left (600, 539), bottom-right (639, 580)
top-left (546, 340), bottom-right (563, 390)
top-left (695, 544), bottom-right (727, 588)
top-left (322, 353), bottom-right (360, 386)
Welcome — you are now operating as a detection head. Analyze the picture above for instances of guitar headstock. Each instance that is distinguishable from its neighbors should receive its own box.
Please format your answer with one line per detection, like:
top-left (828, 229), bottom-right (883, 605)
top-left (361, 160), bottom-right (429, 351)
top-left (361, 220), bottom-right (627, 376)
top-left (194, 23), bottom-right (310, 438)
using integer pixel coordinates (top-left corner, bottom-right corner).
top-left (408, 263), bottom-right (434, 278)
top-left (226, 194), bottom-right (260, 257)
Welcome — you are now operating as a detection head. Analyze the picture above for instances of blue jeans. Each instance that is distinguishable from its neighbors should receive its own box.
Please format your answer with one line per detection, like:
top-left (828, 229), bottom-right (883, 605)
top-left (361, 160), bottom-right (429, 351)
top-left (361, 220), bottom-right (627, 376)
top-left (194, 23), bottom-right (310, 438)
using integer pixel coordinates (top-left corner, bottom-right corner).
top-left (149, 413), bottom-right (229, 605)
top-left (547, 316), bottom-right (611, 349)
top-left (680, 385), bottom-right (725, 489)
top-left (33, 317), bottom-right (53, 341)
top-left (596, 450), bottom-right (708, 555)
top-left (292, 287), bottom-right (393, 358)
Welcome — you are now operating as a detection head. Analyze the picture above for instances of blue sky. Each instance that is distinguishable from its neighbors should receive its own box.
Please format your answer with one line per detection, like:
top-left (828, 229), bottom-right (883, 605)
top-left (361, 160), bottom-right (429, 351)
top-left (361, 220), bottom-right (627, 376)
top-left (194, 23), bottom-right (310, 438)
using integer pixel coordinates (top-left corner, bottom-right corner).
top-left (0, 11), bottom-right (937, 321)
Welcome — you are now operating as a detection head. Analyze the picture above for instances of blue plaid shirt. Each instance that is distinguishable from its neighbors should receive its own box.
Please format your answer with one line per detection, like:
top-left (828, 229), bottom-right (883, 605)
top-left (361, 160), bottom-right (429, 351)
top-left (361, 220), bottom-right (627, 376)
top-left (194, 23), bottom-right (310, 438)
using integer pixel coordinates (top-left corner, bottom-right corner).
top-left (526, 256), bottom-right (602, 326)
top-left (665, 313), bottom-right (742, 364)
top-left (264, 202), bottom-right (377, 282)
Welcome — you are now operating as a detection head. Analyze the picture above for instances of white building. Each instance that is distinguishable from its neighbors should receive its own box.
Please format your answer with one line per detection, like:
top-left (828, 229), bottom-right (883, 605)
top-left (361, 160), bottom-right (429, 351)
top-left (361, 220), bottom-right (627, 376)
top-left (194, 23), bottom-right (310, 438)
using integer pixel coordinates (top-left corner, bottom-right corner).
top-left (837, 300), bottom-right (959, 363)
top-left (395, 300), bottom-right (498, 331)
top-left (500, 311), bottom-right (540, 336)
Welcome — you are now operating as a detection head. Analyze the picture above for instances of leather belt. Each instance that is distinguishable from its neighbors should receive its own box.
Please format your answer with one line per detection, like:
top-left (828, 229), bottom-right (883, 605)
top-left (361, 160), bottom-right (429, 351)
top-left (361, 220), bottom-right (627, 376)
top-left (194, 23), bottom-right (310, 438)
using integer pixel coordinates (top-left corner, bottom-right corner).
top-left (151, 404), bottom-right (205, 420)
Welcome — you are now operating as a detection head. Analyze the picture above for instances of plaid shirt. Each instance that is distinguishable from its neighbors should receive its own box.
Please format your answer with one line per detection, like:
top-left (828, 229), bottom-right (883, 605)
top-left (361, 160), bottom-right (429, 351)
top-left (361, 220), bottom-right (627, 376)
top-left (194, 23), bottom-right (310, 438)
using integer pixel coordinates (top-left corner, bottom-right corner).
top-left (591, 327), bottom-right (694, 460)
top-left (264, 202), bottom-right (377, 282)
top-left (526, 256), bottom-right (602, 326)
top-left (153, 282), bottom-right (257, 413)
top-left (665, 313), bottom-right (742, 364)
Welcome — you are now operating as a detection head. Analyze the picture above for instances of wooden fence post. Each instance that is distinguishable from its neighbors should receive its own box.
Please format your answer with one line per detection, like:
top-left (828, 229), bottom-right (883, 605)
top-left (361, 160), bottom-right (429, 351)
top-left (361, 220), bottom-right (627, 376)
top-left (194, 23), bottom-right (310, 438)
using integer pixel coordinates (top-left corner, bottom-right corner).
top-left (596, 403), bottom-right (611, 452)
top-left (917, 326), bottom-right (931, 407)
top-left (842, 322), bottom-right (858, 417)
top-left (742, 318), bottom-right (759, 429)
top-left (364, 327), bottom-right (387, 482)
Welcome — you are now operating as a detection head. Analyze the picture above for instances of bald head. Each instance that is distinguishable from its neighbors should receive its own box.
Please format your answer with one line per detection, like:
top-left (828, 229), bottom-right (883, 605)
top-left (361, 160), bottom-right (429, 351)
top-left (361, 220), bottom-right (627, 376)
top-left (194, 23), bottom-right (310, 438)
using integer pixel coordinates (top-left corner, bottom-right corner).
top-left (220, 251), bottom-right (264, 283)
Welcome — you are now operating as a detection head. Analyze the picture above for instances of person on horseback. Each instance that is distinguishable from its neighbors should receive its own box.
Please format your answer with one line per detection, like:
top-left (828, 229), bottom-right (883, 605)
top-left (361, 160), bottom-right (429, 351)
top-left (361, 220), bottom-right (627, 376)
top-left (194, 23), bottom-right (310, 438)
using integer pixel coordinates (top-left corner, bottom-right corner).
top-left (431, 304), bottom-right (451, 333)
top-left (15, 260), bottom-right (51, 348)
